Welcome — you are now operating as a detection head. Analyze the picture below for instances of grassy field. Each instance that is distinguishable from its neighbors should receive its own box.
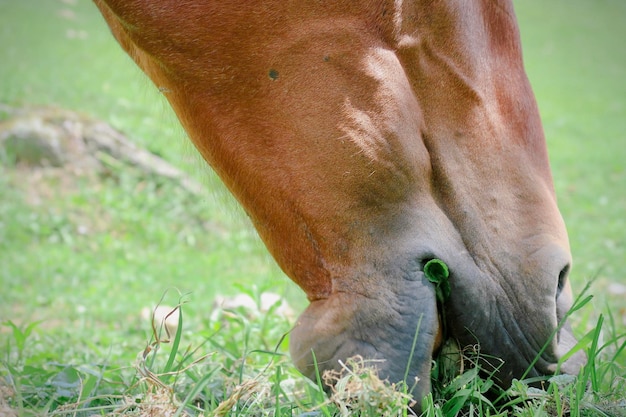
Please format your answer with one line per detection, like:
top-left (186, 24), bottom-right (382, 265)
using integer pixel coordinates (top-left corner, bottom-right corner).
top-left (0, 0), bottom-right (624, 415)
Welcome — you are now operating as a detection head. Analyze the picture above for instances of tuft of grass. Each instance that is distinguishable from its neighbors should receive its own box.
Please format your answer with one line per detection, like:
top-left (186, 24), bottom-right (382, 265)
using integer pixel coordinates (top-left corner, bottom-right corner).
top-left (502, 314), bottom-right (626, 417)
top-left (1, 291), bottom-right (302, 416)
top-left (322, 356), bottom-right (417, 417)
top-left (2, 284), bottom-right (625, 416)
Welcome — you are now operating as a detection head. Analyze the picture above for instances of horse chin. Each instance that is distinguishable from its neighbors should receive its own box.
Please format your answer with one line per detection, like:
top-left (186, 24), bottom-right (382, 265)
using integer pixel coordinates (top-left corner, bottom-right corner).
top-left (289, 289), bottom-right (439, 404)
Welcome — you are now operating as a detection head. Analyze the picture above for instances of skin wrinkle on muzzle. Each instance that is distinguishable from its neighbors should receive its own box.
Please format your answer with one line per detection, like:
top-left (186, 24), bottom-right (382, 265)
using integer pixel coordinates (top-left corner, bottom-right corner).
top-left (443, 244), bottom-right (582, 384)
top-left (291, 259), bottom-right (441, 397)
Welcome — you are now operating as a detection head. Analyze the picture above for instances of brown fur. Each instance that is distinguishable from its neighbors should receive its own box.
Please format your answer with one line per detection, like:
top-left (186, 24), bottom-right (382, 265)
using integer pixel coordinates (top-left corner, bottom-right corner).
top-left (93, 0), bottom-right (584, 404)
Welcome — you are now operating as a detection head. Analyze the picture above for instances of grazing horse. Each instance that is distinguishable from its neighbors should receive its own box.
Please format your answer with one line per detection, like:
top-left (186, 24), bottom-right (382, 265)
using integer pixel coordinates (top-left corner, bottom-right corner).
top-left (93, 0), bottom-right (586, 406)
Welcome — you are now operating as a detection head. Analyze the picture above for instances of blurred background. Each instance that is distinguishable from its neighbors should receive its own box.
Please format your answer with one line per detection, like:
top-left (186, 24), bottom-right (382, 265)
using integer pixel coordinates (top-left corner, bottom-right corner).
top-left (0, 0), bottom-right (624, 369)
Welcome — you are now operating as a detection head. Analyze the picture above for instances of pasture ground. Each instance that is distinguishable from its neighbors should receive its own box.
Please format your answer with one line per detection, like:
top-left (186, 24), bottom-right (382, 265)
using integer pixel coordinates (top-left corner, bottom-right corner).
top-left (0, 0), bottom-right (624, 415)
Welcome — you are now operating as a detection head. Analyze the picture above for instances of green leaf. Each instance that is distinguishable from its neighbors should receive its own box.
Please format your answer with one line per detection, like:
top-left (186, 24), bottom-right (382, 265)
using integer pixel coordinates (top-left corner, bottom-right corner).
top-left (78, 373), bottom-right (99, 404)
top-left (3, 320), bottom-right (42, 357)
top-left (424, 259), bottom-right (451, 303)
top-left (442, 367), bottom-right (479, 396)
top-left (49, 366), bottom-right (81, 399)
top-left (164, 306), bottom-right (183, 374)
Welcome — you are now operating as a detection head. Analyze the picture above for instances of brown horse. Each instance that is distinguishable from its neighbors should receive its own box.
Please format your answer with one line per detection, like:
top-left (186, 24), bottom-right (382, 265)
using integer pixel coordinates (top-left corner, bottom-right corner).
top-left (93, 0), bottom-right (586, 406)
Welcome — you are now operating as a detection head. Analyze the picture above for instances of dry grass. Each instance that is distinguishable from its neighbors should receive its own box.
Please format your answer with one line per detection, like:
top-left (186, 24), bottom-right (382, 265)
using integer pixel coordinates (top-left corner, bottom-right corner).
top-left (0, 381), bottom-right (18, 417)
top-left (322, 356), bottom-right (417, 417)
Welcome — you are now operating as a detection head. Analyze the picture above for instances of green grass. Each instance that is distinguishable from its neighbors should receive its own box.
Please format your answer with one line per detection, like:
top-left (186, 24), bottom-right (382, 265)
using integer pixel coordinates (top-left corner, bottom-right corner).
top-left (515, 0), bottom-right (626, 312)
top-left (0, 0), bottom-right (624, 415)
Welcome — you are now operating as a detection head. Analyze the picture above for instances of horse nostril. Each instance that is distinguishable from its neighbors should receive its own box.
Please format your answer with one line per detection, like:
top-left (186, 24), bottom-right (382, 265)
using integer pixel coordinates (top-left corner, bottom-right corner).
top-left (557, 264), bottom-right (570, 298)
